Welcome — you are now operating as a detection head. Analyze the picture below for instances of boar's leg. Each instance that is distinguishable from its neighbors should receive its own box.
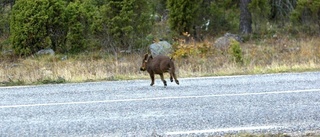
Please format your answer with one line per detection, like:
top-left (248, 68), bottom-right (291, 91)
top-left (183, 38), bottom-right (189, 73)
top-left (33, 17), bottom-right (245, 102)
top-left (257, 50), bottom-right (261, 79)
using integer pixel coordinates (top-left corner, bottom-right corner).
top-left (159, 73), bottom-right (167, 86)
top-left (172, 72), bottom-right (179, 85)
top-left (149, 73), bottom-right (155, 86)
top-left (170, 75), bottom-right (173, 82)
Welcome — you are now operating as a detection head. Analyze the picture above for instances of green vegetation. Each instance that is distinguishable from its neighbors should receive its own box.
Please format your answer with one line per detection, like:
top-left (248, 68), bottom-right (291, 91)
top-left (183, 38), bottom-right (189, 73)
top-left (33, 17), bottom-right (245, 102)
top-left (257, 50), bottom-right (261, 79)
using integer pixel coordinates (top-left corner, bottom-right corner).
top-left (93, 0), bottom-right (152, 52)
top-left (167, 0), bottom-right (202, 36)
top-left (228, 39), bottom-right (243, 65)
top-left (9, 0), bottom-right (96, 56)
top-left (1, 0), bottom-right (320, 86)
top-left (5, 0), bottom-right (152, 56)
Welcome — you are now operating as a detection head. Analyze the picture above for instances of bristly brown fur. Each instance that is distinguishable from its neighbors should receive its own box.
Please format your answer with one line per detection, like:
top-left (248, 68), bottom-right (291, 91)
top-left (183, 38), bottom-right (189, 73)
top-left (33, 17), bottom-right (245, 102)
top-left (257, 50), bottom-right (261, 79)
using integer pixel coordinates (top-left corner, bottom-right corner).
top-left (140, 53), bottom-right (179, 86)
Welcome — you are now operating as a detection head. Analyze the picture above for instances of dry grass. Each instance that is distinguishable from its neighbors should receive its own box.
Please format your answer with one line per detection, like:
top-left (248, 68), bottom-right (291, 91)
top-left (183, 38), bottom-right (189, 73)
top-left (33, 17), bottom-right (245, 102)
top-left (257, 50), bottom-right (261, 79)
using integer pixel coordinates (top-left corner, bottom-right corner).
top-left (0, 53), bottom-right (147, 85)
top-left (1, 36), bottom-right (320, 86)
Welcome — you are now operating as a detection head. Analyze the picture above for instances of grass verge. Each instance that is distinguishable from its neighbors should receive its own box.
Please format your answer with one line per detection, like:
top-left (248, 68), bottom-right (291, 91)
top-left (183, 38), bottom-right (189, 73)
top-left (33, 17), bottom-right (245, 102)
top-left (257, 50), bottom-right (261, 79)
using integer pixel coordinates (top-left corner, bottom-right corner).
top-left (1, 36), bottom-right (320, 86)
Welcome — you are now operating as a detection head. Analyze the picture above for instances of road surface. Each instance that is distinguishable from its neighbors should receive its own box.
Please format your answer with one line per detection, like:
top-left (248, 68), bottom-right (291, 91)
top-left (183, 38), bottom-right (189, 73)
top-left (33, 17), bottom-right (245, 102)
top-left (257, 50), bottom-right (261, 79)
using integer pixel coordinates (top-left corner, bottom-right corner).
top-left (0, 72), bottom-right (320, 136)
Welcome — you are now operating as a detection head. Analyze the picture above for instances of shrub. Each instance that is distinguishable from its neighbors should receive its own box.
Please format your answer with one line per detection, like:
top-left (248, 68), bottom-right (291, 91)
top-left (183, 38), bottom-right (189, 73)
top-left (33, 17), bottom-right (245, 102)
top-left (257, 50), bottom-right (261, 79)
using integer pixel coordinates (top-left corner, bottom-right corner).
top-left (173, 41), bottom-right (211, 59)
top-left (10, 0), bottom-right (66, 56)
top-left (228, 39), bottom-right (243, 65)
top-left (38, 76), bottom-right (66, 84)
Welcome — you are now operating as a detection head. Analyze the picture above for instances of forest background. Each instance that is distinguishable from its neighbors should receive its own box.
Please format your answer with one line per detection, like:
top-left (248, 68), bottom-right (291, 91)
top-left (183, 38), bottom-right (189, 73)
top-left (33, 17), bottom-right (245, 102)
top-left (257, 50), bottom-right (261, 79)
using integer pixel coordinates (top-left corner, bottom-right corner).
top-left (0, 0), bottom-right (320, 86)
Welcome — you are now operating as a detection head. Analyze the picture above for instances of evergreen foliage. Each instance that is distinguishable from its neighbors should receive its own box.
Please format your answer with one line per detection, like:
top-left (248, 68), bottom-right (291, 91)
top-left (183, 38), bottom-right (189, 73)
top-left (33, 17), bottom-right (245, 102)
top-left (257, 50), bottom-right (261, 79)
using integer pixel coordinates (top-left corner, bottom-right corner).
top-left (167, 0), bottom-right (202, 36)
top-left (93, 0), bottom-right (152, 52)
top-left (0, 2), bottom-right (10, 38)
top-left (290, 0), bottom-right (320, 34)
top-left (249, 0), bottom-right (271, 33)
top-left (228, 39), bottom-right (243, 65)
top-left (2, 0), bottom-right (320, 57)
top-left (207, 0), bottom-right (239, 34)
top-left (10, 0), bottom-right (97, 56)
top-left (269, 0), bottom-right (296, 21)
top-left (10, 0), bottom-right (58, 56)
top-left (64, 0), bottom-right (95, 53)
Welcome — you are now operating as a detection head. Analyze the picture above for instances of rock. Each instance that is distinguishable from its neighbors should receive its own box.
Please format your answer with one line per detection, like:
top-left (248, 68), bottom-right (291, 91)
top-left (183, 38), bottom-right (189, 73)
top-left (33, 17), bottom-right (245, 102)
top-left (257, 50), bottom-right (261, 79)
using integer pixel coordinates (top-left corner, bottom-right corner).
top-left (214, 33), bottom-right (243, 51)
top-left (1, 50), bottom-right (13, 55)
top-left (60, 55), bottom-right (68, 61)
top-left (120, 50), bottom-right (132, 54)
top-left (36, 48), bottom-right (55, 56)
top-left (149, 40), bottom-right (173, 57)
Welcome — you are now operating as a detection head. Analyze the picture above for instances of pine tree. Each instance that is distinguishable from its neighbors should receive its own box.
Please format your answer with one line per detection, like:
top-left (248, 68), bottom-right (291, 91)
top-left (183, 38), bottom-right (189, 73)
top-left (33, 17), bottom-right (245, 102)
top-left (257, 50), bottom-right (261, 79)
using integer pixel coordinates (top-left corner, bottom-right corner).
top-left (10, 0), bottom-right (66, 56)
top-left (93, 0), bottom-right (152, 52)
top-left (240, 0), bottom-right (252, 34)
top-left (10, 0), bottom-right (95, 56)
top-left (167, 0), bottom-right (202, 36)
top-left (291, 0), bottom-right (320, 34)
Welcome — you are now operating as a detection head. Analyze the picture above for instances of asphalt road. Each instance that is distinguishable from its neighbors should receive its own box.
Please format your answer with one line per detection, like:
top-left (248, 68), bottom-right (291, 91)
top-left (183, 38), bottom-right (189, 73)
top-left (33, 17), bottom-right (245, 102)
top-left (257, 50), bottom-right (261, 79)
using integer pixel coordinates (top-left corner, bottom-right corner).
top-left (0, 72), bottom-right (320, 136)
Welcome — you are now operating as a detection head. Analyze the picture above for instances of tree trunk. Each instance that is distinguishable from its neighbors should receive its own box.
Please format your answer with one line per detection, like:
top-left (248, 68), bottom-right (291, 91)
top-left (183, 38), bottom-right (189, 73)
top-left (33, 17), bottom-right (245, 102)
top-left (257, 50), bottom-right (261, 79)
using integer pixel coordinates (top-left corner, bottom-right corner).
top-left (240, 0), bottom-right (252, 35)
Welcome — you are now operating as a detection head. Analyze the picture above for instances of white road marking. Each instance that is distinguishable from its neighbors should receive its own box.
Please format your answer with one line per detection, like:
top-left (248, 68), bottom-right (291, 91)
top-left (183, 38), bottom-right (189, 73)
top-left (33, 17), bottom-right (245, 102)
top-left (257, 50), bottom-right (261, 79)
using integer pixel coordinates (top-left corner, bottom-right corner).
top-left (166, 126), bottom-right (283, 135)
top-left (182, 75), bottom-right (246, 80)
top-left (0, 85), bottom-right (35, 89)
top-left (1, 89), bottom-right (319, 109)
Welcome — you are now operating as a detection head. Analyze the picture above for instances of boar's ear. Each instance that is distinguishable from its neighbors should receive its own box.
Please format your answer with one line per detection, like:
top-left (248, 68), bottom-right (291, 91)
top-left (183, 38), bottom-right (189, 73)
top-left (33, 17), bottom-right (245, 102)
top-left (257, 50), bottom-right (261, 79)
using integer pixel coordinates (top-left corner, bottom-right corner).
top-left (144, 53), bottom-right (148, 59)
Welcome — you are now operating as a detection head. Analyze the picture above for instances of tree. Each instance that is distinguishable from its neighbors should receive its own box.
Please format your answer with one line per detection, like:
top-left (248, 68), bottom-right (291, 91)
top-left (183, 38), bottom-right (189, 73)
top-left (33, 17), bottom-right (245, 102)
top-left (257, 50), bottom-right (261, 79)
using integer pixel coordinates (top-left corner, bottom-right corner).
top-left (167, 0), bottom-right (202, 37)
top-left (64, 0), bottom-right (96, 53)
top-left (0, 0), bottom-right (12, 38)
top-left (249, 0), bottom-right (270, 33)
top-left (10, 0), bottom-right (64, 56)
top-left (10, 0), bottom-right (95, 56)
top-left (0, 0), bottom-right (15, 8)
top-left (291, 0), bottom-right (320, 34)
top-left (239, 0), bottom-right (252, 34)
top-left (269, 0), bottom-right (296, 22)
top-left (93, 0), bottom-right (152, 53)
top-left (207, 0), bottom-right (240, 34)
top-left (150, 0), bottom-right (167, 18)
top-left (46, 0), bottom-right (68, 53)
